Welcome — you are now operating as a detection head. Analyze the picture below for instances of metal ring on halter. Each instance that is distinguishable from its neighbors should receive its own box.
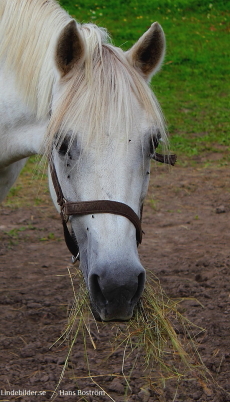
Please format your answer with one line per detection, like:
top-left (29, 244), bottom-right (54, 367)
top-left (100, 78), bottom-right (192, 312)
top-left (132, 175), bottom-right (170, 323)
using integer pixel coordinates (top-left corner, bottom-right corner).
top-left (72, 253), bottom-right (80, 264)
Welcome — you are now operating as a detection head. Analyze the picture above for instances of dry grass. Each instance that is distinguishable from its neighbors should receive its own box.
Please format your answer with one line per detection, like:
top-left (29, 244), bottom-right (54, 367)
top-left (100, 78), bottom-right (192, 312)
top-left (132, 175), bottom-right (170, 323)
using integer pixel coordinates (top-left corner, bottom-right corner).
top-left (51, 266), bottom-right (211, 399)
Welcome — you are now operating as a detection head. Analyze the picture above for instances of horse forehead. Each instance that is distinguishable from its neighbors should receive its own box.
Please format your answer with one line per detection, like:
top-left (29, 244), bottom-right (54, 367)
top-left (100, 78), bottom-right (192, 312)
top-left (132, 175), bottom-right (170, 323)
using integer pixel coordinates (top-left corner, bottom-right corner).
top-left (72, 131), bottom-right (147, 177)
top-left (51, 66), bottom-right (154, 152)
top-left (52, 65), bottom-right (150, 121)
top-left (62, 99), bottom-right (150, 139)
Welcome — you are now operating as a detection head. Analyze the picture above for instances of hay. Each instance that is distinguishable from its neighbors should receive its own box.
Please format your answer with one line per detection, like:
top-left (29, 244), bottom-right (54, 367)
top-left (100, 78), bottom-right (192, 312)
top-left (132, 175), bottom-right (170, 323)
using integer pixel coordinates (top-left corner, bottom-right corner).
top-left (51, 265), bottom-right (211, 398)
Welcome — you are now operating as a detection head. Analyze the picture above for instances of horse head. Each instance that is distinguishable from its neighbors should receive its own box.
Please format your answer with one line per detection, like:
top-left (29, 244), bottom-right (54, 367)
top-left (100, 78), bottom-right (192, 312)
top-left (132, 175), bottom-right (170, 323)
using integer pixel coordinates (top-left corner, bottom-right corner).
top-left (47, 20), bottom-right (166, 321)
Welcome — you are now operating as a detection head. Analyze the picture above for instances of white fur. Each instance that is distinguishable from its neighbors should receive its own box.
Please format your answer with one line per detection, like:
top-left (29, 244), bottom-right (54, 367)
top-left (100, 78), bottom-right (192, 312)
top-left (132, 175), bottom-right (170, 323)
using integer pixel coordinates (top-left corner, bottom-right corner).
top-left (0, 65), bottom-right (47, 202)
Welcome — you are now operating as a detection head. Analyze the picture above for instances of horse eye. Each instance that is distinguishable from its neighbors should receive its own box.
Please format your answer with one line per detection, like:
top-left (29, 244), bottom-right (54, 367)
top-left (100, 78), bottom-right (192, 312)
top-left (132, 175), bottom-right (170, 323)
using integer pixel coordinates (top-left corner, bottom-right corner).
top-left (150, 130), bottom-right (161, 154)
top-left (58, 139), bottom-right (69, 155)
top-left (150, 138), bottom-right (158, 154)
top-left (150, 139), bottom-right (155, 154)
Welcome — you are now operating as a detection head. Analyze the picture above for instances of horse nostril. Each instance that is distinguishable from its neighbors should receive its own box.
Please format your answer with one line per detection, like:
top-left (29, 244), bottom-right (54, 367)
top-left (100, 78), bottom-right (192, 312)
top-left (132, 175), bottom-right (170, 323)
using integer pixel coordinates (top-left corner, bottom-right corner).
top-left (89, 274), bottom-right (107, 307)
top-left (131, 271), bottom-right (145, 304)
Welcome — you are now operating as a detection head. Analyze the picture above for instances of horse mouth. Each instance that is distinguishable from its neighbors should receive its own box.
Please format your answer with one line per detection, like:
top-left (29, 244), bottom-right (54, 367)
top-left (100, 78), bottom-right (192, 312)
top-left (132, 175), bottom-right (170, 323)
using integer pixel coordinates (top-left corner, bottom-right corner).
top-left (90, 302), bottom-right (135, 322)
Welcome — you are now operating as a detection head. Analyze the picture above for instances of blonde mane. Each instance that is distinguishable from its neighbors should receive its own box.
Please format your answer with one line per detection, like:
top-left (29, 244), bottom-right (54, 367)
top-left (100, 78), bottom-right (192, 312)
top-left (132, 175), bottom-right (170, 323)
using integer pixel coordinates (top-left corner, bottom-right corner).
top-left (0, 0), bottom-right (168, 151)
top-left (0, 0), bottom-right (71, 118)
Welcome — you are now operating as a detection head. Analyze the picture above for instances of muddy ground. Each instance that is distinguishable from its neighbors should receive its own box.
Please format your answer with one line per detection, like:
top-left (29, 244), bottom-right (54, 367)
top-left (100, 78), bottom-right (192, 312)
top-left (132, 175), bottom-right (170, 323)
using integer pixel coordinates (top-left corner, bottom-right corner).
top-left (0, 163), bottom-right (230, 402)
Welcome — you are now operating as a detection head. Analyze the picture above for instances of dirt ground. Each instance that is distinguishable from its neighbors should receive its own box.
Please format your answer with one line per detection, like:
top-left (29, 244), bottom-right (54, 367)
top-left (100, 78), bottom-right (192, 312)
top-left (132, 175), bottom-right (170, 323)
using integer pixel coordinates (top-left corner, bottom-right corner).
top-left (0, 163), bottom-right (230, 402)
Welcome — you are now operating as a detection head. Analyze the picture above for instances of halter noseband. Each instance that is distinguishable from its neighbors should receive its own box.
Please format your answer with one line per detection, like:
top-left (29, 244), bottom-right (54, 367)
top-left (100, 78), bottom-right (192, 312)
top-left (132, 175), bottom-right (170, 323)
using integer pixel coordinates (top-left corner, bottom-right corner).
top-left (50, 160), bottom-right (143, 262)
top-left (49, 151), bottom-right (176, 262)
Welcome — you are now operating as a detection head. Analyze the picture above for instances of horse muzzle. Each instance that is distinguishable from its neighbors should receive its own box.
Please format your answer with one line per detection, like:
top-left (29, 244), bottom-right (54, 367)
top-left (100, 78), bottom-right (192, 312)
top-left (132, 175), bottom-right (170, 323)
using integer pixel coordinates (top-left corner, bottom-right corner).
top-left (88, 263), bottom-right (146, 321)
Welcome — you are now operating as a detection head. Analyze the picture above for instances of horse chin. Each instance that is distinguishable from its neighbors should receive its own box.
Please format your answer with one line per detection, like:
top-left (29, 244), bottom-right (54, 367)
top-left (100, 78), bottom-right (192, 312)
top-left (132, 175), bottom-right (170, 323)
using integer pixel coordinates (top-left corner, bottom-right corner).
top-left (99, 310), bottom-right (134, 322)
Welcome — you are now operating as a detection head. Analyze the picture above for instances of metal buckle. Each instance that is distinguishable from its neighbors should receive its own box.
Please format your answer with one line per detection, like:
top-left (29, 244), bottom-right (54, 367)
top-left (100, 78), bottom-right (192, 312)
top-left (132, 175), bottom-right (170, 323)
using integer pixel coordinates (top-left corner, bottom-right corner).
top-left (72, 253), bottom-right (80, 264)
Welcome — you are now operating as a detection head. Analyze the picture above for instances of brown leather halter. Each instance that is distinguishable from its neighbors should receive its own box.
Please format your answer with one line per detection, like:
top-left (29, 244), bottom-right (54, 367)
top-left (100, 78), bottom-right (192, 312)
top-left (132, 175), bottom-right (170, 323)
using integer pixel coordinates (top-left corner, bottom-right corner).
top-left (49, 151), bottom-right (176, 262)
top-left (50, 160), bottom-right (143, 261)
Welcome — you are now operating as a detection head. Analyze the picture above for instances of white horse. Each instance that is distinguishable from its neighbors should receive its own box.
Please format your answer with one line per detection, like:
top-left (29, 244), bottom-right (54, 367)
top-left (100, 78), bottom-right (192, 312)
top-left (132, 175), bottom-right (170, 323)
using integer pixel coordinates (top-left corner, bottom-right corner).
top-left (0, 0), bottom-right (168, 321)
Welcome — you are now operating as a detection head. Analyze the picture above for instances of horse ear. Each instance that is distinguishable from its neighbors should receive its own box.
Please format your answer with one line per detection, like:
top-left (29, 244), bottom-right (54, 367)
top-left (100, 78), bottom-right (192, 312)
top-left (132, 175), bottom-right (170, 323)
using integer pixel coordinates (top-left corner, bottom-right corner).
top-left (55, 20), bottom-right (84, 76)
top-left (126, 22), bottom-right (165, 81)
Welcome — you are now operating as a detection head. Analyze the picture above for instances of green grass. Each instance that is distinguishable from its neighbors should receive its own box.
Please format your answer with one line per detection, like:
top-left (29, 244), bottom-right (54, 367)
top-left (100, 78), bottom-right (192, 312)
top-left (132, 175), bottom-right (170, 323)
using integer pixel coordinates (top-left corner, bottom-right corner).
top-left (60, 0), bottom-right (230, 163)
top-left (3, 156), bottom-right (49, 208)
